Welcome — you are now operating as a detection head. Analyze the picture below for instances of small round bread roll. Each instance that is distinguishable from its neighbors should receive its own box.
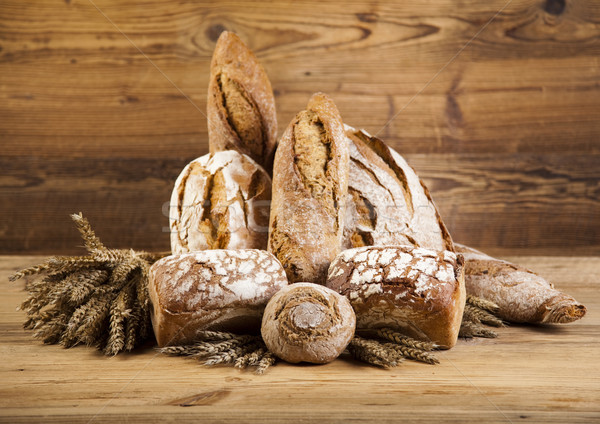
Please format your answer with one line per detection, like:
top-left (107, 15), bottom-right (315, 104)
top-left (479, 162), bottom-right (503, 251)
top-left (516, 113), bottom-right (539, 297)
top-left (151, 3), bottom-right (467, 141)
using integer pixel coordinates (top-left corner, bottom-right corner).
top-left (261, 283), bottom-right (356, 364)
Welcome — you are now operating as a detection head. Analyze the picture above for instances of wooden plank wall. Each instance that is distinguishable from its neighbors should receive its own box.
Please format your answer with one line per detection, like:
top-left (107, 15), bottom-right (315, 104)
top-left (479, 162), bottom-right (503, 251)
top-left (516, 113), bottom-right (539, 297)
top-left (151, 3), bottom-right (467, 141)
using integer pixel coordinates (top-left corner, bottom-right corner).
top-left (1, 0), bottom-right (599, 254)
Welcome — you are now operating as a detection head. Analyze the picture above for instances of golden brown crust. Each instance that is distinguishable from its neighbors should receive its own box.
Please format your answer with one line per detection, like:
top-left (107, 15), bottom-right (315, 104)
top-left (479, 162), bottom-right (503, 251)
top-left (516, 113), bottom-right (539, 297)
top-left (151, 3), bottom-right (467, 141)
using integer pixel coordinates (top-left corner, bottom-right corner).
top-left (261, 283), bottom-right (356, 364)
top-left (207, 31), bottom-right (277, 173)
top-left (170, 151), bottom-right (271, 254)
top-left (343, 126), bottom-right (454, 252)
top-left (326, 246), bottom-right (465, 349)
top-left (148, 250), bottom-right (288, 347)
top-left (456, 243), bottom-right (586, 324)
top-left (268, 93), bottom-right (349, 284)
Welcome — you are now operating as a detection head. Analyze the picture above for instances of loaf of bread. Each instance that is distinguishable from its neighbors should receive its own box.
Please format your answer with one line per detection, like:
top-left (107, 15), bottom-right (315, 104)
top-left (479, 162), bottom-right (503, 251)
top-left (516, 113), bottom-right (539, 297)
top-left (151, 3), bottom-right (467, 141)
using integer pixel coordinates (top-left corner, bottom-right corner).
top-left (148, 250), bottom-right (288, 347)
top-left (268, 93), bottom-right (349, 284)
top-left (456, 243), bottom-right (587, 324)
top-left (326, 246), bottom-right (465, 349)
top-left (261, 283), bottom-right (356, 364)
top-left (169, 150), bottom-right (271, 254)
top-left (207, 31), bottom-right (277, 173)
top-left (344, 125), bottom-right (453, 252)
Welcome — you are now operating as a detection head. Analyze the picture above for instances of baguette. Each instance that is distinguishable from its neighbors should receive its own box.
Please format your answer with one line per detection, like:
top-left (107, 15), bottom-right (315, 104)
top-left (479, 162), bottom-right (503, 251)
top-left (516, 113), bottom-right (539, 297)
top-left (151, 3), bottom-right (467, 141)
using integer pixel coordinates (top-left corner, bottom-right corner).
top-left (207, 31), bottom-right (277, 173)
top-left (268, 93), bottom-right (349, 284)
top-left (456, 244), bottom-right (586, 324)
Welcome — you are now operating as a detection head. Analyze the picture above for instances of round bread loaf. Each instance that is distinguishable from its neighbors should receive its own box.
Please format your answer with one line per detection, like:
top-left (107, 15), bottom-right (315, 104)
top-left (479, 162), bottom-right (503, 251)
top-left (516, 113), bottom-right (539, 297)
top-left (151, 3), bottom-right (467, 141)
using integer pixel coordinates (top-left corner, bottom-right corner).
top-left (169, 150), bottom-right (271, 254)
top-left (261, 283), bottom-right (356, 364)
top-left (149, 249), bottom-right (287, 347)
top-left (326, 246), bottom-right (465, 349)
top-left (343, 124), bottom-right (454, 252)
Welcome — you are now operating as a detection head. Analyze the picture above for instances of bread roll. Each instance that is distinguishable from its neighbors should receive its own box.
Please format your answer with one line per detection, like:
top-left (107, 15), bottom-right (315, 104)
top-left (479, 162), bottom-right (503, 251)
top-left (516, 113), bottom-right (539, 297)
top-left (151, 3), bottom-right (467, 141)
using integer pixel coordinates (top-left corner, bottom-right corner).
top-left (268, 93), bottom-right (349, 284)
top-left (456, 243), bottom-right (586, 324)
top-left (326, 246), bottom-right (465, 349)
top-left (170, 151), bottom-right (271, 254)
top-left (344, 125), bottom-right (453, 252)
top-left (149, 250), bottom-right (287, 347)
top-left (261, 283), bottom-right (356, 364)
top-left (207, 31), bottom-right (277, 173)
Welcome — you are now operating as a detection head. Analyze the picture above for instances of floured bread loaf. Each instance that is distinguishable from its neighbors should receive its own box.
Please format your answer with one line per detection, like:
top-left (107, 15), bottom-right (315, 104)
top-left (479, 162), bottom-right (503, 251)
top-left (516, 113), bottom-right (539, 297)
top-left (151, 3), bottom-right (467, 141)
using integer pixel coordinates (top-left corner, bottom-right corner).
top-left (456, 244), bottom-right (587, 324)
top-left (268, 93), bottom-right (349, 284)
top-left (207, 31), bottom-right (278, 173)
top-left (261, 283), bottom-right (356, 364)
top-left (326, 246), bottom-right (465, 349)
top-left (344, 125), bottom-right (453, 252)
top-left (148, 250), bottom-right (288, 347)
top-left (170, 150), bottom-right (271, 254)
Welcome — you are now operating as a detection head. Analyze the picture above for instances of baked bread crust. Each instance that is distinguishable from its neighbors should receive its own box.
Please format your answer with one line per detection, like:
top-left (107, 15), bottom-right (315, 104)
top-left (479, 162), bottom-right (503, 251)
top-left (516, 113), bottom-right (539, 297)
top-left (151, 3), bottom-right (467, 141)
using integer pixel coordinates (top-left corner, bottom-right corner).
top-left (170, 150), bottom-right (271, 253)
top-left (268, 93), bottom-right (349, 284)
top-left (456, 243), bottom-right (586, 324)
top-left (261, 282), bottom-right (356, 364)
top-left (344, 125), bottom-right (453, 252)
top-left (207, 31), bottom-right (277, 173)
top-left (326, 246), bottom-right (465, 349)
top-left (148, 250), bottom-right (288, 347)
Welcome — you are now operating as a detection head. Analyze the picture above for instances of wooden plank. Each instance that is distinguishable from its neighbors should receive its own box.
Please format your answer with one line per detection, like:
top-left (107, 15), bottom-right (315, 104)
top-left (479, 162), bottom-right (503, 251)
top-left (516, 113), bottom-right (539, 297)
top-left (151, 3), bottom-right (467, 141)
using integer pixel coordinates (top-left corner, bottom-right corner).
top-left (1, 255), bottom-right (598, 423)
top-left (1, 0), bottom-right (599, 157)
top-left (1, 0), bottom-right (599, 254)
top-left (1, 153), bottom-right (598, 254)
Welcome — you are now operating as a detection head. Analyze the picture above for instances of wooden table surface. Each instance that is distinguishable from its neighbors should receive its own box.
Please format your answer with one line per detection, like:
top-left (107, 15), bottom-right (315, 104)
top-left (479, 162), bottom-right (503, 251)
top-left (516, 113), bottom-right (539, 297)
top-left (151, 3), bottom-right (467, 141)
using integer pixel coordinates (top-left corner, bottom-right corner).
top-left (1, 255), bottom-right (598, 423)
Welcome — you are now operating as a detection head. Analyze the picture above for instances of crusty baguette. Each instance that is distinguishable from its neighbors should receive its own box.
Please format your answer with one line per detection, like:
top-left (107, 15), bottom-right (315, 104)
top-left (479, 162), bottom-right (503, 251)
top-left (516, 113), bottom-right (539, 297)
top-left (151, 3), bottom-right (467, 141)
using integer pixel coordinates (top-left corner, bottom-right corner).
top-left (149, 250), bottom-right (287, 347)
top-left (207, 31), bottom-right (277, 174)
top-left (326, 246), bottom-right (465, 349)
top-left (456, 243), bottom-right (587, 324)
top-left (170, 151), bottom-right (271, 253)
top-left (344, 125), bottom-right (453, 252)
top-left (268, 93), bottom-right (349, 284)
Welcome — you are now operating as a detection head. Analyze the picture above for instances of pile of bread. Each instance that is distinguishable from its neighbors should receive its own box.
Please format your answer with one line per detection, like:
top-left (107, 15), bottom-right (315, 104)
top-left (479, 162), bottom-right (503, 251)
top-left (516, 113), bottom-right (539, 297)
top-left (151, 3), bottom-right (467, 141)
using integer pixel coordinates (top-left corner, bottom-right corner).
top-left (148, 32), bottom-right (586, 365)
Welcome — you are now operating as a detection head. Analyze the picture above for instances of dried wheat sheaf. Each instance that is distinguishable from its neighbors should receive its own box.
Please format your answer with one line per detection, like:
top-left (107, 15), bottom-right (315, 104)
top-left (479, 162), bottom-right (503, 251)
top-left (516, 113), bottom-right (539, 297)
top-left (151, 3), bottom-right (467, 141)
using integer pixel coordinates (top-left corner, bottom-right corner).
top-left (348, 296), bottom-right (504, 368)
top-left (10, 213), bottom-right (169, 355)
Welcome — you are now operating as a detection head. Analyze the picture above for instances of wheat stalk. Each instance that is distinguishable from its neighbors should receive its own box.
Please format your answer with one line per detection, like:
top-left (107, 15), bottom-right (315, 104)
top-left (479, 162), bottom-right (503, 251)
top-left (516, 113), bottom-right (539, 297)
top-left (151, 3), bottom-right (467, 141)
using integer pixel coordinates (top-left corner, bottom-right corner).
top-left (10, 213), bottom-right (169, 355)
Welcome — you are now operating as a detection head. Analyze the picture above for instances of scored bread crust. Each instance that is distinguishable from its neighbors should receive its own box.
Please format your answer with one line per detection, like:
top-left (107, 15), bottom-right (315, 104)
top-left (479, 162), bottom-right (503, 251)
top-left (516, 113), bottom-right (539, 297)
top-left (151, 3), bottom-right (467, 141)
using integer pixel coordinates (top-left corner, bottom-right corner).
top-left (268, 93), bottom-right (349, 284)
top-left (326, 246), bottom-right (465, 349)
top-left (456, 243), bottom-right (586, 324)
top-left (207, 31), bottom-right (277, 173)
top-left (344, 125), bottom-right (453, 252)
top-left (170, 150), bottom-right (271, 254)
top-left (148, 250), bottom-right (288, 347)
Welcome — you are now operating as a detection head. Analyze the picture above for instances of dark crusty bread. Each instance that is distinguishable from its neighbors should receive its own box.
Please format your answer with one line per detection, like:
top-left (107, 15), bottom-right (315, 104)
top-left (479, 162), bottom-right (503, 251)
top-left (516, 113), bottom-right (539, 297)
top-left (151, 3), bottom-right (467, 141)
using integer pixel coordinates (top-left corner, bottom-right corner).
top-left (268, 93), bottom-right (349, 284)
top-left (207, 31), bottom-right (277, 173)
top-left (261, 283), bottom-right (356, 364)
top-left (326, 246), bottom-right (465, 349)
top-left (148, 250), bottom-right (288, 347)
top-left (344, 125), bottom-right (453, 252)
top-left (170, 151), bottom-right (271, 253)
top-left (456, 243), bottom-right (586, 324)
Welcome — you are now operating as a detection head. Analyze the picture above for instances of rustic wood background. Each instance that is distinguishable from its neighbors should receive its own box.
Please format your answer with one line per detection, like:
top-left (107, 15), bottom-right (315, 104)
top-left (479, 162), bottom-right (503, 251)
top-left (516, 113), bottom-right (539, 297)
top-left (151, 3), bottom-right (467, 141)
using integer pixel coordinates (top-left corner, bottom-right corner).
top-left (1, 0), bottom-right (599, 254)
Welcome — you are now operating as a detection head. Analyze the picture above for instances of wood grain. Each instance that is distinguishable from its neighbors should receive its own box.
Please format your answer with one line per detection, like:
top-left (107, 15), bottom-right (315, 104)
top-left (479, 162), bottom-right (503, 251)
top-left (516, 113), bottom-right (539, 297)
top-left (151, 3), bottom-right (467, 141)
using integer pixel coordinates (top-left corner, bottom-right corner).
top-left (2, 153), bottom-right (598, 254)
top-left (1, 0), bottom-right (599, 253)
top-left (1, 255), bottom-right (598, 423)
